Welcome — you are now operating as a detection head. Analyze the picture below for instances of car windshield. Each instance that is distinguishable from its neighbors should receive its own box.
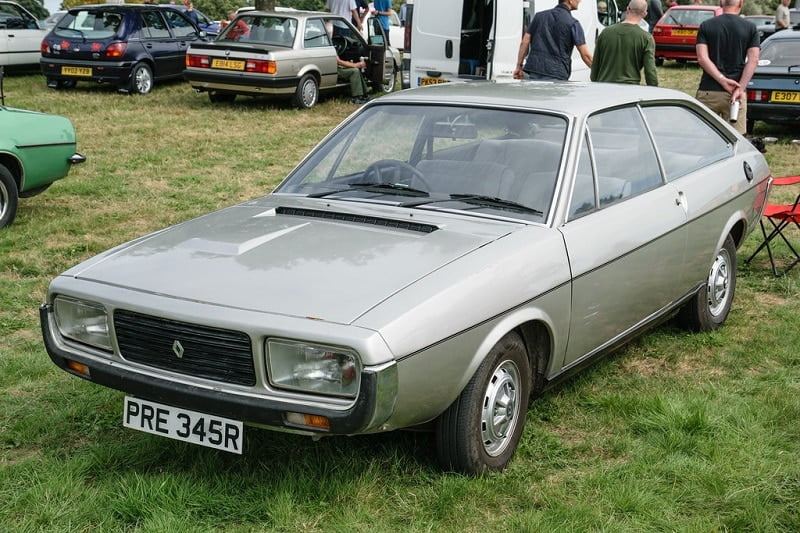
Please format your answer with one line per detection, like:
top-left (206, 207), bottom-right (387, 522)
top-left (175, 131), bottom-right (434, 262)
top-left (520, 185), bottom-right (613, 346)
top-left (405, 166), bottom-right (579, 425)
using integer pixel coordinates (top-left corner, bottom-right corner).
top-left (275, 104), bottom-right (567, 222)
top-left (218, 15), bottom-right (297, 45)
top-left (760, 38), bottom-right (800, 67)
top-left (0, 2), bottom-right (38, 29)
top-left (54, 10), bottom-right (122, 38)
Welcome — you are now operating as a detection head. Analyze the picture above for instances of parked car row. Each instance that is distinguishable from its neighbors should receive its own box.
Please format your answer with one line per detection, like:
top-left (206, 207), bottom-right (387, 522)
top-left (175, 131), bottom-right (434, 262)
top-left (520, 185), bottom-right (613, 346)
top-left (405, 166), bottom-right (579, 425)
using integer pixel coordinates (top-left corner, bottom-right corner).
top-left (37, 3), bottom-right (394, 106)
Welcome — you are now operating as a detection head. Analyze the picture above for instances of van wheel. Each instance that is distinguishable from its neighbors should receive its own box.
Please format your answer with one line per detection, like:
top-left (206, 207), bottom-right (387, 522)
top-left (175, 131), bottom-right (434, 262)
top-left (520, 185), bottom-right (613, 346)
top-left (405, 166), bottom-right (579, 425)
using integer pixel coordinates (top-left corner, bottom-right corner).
top-left (129, 63), bottom-right (153, 94)
top-left (435, 331), bottom-right (531, 475)
top-left (0, 164), bottom-right (19, 229)
top-left (678, 234), bottom-right (736, 332)
top-left (293, 74), bottom-right (319, 109)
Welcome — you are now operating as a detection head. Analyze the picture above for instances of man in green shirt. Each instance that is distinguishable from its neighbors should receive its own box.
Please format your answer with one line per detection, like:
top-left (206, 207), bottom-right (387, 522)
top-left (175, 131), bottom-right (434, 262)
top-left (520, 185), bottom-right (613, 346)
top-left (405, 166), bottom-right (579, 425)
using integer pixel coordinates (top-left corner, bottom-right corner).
top-left (590, 0), bottom-right (658, 86)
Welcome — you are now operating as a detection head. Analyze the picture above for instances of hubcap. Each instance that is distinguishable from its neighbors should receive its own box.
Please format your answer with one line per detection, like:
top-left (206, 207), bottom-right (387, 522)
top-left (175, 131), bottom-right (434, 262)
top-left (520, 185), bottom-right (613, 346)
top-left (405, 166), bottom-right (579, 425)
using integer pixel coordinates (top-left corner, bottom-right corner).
top-left (0, 180), bottom-right (7, 219)
top-left (707, 248), bottom-right (731, 317)
top-left (481, 360), bottom-right (521, 456)
top-left (302, 80), bottom-right (317, 107)
top-left (136, 68), bottom-right (152, 93)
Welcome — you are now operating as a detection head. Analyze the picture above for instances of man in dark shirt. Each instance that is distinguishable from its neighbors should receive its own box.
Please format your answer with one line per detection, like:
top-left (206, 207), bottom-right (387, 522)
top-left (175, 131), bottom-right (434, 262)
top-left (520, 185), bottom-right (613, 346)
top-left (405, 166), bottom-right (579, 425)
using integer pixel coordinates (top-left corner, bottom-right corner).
top-left (645, 0), bottom-right (663, 32)
top-left (513, 0), bottom-right (592, 81)
top-left (695, 0), bottom-right (759, 134)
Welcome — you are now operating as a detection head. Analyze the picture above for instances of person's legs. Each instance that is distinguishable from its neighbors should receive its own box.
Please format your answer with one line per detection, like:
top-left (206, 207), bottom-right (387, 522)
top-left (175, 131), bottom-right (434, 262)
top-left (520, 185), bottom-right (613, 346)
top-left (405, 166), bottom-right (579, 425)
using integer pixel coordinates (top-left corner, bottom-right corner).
top-left (696, 89), bottom-right (745, 133)
top-left (338, 66), bottom-right (365, 97)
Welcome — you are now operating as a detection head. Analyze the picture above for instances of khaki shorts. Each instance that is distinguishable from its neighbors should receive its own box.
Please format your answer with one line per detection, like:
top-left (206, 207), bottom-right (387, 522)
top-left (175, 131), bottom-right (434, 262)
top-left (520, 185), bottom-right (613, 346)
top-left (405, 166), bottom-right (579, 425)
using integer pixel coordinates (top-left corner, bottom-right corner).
top-left (695, 90), bottom-right (747, 134)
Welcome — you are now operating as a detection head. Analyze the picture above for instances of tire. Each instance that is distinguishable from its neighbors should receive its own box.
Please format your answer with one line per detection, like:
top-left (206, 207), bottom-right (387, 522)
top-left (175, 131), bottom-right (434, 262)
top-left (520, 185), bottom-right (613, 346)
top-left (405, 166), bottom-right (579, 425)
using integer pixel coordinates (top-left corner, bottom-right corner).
top-left (209, 91), bottom-right (236, 104)
top-left (292, 74), bottom-right (319, 109)
top-left (0, 164), bottom-right (19, 229)
top-left (746, 118), bottom-right (755, 135)
top-left (435, 331), bottom-right (531, 475)
top-left (678, 234), bottom-right (737, 332)
top-left (129, 63), bottom-right (153, 95)
top-left (655, 57), bottom-right (664, 66)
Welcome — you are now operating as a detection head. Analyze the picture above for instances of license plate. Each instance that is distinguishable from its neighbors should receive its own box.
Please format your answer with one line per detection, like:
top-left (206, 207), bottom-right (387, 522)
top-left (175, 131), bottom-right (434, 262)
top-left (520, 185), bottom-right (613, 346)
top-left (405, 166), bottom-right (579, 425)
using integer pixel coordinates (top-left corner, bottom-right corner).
top-left (771, 91), bottom-right (800, 103)
top-left (211, 58), bottom-right (245, 71)
top-left (420, 77), bottom-right (450, 86)
top-left (123, 396), bottom-right (243, 454)
top-left (672, 29), bottom-right (697, 37)
top-left (61, 66), bottom-right (91, 76)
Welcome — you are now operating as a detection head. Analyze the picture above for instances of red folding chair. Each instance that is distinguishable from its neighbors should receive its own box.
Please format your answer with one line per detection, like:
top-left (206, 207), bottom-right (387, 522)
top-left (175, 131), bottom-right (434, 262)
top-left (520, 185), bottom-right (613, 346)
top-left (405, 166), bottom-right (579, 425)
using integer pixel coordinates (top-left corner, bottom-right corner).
top-left (745, 175), bottom-right (800, 276)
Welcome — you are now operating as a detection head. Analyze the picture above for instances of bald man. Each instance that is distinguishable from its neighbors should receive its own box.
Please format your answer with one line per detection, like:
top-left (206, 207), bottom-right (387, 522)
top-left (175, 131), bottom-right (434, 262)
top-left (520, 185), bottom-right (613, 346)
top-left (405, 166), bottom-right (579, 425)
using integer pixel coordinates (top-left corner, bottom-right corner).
top-left (590, 0), bottom-right (658, 86)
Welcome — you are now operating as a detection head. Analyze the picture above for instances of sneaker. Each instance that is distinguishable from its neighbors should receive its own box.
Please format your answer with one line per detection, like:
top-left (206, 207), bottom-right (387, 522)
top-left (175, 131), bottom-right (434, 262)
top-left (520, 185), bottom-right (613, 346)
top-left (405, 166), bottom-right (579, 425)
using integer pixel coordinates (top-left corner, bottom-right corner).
top-left (350, 97), bottom-right (361, 104)
top-left (356, 95), bottom-right (371, 104)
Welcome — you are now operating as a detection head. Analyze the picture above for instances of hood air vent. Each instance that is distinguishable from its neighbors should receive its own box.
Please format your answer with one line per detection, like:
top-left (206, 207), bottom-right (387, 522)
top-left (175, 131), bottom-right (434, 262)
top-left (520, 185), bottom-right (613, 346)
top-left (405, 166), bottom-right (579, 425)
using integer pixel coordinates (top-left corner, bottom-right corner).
top-left (276, 206), bottom-right (438, 234)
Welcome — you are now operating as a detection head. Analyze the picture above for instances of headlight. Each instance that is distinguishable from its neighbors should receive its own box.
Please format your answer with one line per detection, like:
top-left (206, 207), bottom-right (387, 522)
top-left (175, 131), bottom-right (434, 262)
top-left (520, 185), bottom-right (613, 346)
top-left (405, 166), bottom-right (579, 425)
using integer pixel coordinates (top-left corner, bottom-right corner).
top-left (267, 339), bottom-right (361, 398)
top-left (53, 296), bottom-right (112, 351)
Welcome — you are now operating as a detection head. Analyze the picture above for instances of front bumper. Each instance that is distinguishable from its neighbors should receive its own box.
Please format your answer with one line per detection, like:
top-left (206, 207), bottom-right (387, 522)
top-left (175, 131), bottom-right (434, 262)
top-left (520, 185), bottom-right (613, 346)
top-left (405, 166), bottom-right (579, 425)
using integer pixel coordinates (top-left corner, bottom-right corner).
top-left (40, 303), bottom-right (397, 435)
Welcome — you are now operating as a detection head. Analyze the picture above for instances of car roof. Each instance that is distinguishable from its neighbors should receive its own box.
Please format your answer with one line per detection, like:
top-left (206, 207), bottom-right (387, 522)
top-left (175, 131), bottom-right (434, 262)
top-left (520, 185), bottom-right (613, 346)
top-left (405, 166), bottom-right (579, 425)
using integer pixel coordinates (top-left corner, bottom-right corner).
top-left (763, 28), bottom-right (800, 43)
top-left (69, 3), bottom-right (184, 10)
top-left (377, 81), bottom-right (701, 119)
top-left (664, 4), bottom-right (720, 10)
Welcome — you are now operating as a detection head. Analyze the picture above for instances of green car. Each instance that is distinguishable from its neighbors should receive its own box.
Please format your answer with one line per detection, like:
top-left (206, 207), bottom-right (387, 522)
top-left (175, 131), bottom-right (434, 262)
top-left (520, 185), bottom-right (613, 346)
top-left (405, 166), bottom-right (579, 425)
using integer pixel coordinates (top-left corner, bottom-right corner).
top-left (0, 104), bottom-right (85, 228)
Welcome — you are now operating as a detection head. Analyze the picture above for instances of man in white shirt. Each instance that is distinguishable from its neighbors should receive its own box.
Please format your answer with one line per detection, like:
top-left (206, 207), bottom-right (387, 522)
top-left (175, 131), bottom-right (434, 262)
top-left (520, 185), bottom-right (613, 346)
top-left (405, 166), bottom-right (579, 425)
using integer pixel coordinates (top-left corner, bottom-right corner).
top-left (776, 0), bottom-right (791, 31)
top-left (326, 0), bottom-right (362, 31)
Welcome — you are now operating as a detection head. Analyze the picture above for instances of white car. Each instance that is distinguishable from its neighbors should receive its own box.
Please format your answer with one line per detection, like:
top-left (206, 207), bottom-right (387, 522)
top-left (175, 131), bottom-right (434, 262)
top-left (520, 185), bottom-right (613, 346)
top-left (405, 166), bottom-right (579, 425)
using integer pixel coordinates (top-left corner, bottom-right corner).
top-left (0, 0), bottom-right (47, 66)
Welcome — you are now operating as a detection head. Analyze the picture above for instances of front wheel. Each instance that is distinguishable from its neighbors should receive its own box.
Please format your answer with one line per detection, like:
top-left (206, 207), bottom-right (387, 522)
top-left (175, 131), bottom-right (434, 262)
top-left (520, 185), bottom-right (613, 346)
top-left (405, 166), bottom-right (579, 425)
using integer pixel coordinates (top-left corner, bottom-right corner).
top-left (678, 234), bottom-right (737, 332)
top-left (292, 74), bottom-right (319, 109)
top-left (435, 331), bottom-right (531, 475)
top-left (129, 63), bottom-right (153, 94)
top-left (0, 164), bottom-right (20, 229)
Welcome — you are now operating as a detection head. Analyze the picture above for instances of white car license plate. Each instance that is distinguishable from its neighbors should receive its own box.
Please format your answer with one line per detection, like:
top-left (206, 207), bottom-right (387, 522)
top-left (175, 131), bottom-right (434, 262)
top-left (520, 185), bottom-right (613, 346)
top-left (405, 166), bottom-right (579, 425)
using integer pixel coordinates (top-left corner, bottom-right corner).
top-left (123, 396), bottom-right (243, 454)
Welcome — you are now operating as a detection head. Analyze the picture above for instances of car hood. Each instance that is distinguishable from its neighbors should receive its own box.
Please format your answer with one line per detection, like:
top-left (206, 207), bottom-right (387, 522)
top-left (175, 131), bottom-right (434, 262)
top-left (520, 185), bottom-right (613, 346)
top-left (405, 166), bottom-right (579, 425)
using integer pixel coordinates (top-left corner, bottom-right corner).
top-left (63, 196), bottom-right (521, 324)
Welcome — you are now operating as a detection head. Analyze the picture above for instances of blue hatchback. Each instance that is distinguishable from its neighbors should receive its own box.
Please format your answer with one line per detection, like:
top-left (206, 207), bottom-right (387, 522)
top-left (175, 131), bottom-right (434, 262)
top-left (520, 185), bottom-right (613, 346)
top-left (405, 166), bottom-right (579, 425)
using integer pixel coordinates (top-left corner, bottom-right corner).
top-left (40, 4), bottom-right (206, 94)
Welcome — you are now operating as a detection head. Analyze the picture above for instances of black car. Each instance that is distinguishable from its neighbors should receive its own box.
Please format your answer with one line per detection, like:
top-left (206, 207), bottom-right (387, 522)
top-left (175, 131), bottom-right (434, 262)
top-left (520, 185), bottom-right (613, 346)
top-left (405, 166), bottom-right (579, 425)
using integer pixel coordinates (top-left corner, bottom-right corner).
top-left (743, 15), bottom-right (777, 43)
top-left (40, 4), bottom-right (206, 94)
top-left (746, 28), bottom-right (800, 132)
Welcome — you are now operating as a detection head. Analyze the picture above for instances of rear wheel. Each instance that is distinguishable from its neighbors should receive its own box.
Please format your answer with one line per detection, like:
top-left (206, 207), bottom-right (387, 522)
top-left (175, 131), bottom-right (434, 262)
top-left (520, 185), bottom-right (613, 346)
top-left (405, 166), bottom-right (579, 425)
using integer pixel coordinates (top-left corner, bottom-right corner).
top-left (129, 63), bottom-right (153, 94)
top-left (292, 74), bottom-right (319, 109)
top-left (655, 57), bottom-right (664, 66)
top-left (0, 164), bottom-right (19, 229)
top-left (435, 331), bottom-right (531, 475)
top-left (678, 234), bottom-right (737, 332)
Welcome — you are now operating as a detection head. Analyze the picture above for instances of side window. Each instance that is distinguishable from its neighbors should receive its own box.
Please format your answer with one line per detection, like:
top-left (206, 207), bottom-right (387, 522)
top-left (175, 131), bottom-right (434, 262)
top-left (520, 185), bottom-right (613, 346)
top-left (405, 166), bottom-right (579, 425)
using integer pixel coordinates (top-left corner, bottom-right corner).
top-left (141, 11), bottom-right (170, 39)
top-left (642, 105), bottom-right (733, 181)
top-left (569, 133), bottom-right (596, 219)
top-left (587, 106), bottom-right (663, 202)
top-left (163, 10), bottom-right (197, 38)
top-left (304, 18), bottom-right (330, 48)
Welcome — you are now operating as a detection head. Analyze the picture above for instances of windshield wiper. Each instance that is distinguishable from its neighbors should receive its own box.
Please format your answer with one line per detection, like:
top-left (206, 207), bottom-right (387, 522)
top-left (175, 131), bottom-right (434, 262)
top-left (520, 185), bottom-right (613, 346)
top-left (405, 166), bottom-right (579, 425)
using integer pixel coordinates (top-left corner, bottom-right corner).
top-left (401, 194), bottom-right (542, 216)
top-left (307, 182), bottom-right (430, 198)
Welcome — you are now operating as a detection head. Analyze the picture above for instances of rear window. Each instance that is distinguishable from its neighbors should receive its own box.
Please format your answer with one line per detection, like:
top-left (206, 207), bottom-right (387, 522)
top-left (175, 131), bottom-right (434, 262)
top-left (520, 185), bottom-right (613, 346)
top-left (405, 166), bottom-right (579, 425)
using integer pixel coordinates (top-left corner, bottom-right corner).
top-left (661, 8), bottom-right (716, 27)
top-left (218, 15), bottom-right (297, 45)
top-left (54, 10), bottom-right (122, 39)
top-left (759, 37), bottom-right (800, 67)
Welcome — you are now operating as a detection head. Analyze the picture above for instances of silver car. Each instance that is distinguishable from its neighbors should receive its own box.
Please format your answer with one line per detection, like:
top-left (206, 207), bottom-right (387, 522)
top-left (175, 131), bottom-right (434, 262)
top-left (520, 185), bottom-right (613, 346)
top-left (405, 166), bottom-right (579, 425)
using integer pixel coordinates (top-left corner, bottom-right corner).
top-left (40, 82), bottom-right (770, 474)
top-left (184, 10), bottom-right (396, 108)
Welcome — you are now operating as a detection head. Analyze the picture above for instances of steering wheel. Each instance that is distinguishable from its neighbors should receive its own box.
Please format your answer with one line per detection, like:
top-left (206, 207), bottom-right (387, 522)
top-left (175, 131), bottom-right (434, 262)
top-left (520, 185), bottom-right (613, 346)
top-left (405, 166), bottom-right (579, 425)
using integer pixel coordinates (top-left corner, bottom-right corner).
top-left (363, 159), bottom-right (432, 192)
top-left (332, 35), bottom-right (347, 56)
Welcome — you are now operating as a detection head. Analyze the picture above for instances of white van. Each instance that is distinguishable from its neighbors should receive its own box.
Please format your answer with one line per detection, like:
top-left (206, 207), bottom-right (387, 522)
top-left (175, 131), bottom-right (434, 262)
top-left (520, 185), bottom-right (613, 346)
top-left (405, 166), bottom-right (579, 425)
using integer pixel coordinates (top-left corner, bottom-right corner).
top-left (401, 0), bottom-right (619, 89)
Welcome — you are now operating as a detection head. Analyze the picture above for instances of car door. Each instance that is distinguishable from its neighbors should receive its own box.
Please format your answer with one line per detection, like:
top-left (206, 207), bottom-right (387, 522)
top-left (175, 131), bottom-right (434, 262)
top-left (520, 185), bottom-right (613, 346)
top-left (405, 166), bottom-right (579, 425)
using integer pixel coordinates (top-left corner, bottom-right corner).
top-left (162, 8), bottom-right (202, 76)
top-left (0, 1), bottom-right (46, 66)
top-left (558, 105), bottom-right (688, 369)
top-left (138, 9), bottom-right (182, 77)
top-left (364, 17), bottom-right (389, 89)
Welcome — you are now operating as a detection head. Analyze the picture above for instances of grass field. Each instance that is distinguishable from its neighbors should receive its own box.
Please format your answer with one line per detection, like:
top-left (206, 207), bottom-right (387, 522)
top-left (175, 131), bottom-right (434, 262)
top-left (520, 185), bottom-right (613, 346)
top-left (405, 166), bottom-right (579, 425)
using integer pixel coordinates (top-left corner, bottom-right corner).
top-left (1, 63), bottom-right (799, 532)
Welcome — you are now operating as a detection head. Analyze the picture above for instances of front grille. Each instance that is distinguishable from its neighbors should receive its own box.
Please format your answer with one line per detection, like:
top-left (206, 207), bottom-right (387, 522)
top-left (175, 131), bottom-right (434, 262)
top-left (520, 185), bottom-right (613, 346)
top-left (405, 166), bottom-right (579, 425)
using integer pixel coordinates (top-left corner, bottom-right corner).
top-left (114, 310), bottom-right (255, 386)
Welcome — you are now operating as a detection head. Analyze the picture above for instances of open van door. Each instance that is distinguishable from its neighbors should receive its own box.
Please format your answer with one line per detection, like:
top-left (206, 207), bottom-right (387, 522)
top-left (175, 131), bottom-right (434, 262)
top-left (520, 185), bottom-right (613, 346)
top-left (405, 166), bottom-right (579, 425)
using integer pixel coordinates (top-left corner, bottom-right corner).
top-left (406, 0), bottom-right (462, 87)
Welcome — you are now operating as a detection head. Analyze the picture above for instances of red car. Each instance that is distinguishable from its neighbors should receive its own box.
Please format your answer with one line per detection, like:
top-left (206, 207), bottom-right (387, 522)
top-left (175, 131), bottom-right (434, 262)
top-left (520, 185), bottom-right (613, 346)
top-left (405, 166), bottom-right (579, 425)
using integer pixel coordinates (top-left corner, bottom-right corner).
top-left (653, 5), bottom-right (722, 65)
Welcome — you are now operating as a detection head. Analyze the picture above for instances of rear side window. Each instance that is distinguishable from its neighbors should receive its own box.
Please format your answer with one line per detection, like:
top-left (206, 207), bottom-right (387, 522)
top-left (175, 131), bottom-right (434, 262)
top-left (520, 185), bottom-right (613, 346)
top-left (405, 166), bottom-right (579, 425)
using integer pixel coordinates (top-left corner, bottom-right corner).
top-left (141, 11), bottom-right (170, 39)
top-left (642, 105), bottom-right (733, 181)
top-left (53, 10), bottom-right (121, 39)
top-left (163, 10), bottom-right (197, 38)
top-left (304, 18), bottom-right (330, 48)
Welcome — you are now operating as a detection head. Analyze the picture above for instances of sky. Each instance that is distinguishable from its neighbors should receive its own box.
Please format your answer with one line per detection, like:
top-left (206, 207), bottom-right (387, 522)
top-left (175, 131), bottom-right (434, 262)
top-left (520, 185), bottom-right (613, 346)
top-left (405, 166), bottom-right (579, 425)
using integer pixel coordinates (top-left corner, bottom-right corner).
top-left (44, 0), bottom-right (62, 14)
